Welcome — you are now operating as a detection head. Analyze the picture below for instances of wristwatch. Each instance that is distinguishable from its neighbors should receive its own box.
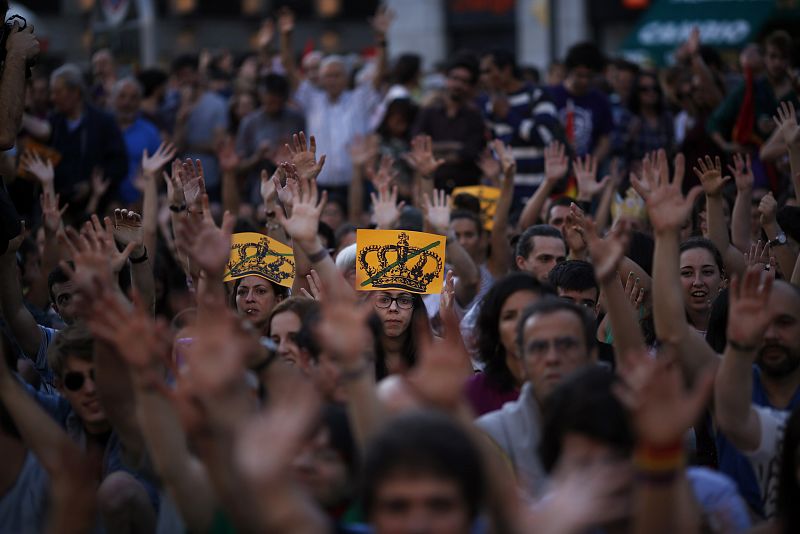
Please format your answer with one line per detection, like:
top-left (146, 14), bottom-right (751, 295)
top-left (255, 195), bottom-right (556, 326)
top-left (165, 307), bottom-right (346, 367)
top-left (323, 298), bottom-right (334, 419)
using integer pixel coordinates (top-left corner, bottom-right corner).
top-left (768, 232), bottom-right (787, 248)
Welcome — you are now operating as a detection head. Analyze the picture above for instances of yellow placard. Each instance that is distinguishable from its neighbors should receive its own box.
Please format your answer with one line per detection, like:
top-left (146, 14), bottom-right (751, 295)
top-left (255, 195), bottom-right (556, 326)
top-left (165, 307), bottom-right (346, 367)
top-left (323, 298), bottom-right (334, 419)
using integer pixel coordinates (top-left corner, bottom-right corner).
top-left (223, 232), bottom-right (295, 288)
top-left (451, 185), bottom-right (501, 230)
top-left (356, 229), bottom-right (446, 295)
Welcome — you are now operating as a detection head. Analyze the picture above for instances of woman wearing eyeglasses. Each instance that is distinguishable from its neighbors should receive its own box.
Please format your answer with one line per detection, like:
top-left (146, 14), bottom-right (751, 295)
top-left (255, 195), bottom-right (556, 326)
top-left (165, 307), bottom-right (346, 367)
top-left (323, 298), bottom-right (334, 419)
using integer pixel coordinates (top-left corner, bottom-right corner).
top-left (369, 290), bottom-right (429, 375)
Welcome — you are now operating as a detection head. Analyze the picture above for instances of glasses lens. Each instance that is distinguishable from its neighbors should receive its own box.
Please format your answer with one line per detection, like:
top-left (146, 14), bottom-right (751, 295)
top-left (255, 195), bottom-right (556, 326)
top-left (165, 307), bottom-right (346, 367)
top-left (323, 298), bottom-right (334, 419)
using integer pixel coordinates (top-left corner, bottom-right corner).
top-left (63, 372), bottom-right (85, 391)
top-left (398, 298), bottom-right (414, 309)
top-left (376, 296), bottom-right (390, 308)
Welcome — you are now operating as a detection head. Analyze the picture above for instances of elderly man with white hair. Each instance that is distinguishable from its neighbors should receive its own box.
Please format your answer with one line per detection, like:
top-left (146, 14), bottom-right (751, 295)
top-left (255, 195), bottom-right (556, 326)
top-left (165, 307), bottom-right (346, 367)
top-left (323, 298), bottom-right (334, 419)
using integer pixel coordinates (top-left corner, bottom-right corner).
top-left (279, 6), bottom-right (391, 206)
top-left (111, 77), bottom-right (162, 203)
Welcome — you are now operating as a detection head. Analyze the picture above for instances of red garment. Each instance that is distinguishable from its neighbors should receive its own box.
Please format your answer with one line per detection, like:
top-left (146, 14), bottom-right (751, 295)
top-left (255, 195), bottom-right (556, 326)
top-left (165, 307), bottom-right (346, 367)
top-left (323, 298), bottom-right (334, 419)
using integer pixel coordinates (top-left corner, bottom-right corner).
top-left (732, 67), bottom-right (757, 146)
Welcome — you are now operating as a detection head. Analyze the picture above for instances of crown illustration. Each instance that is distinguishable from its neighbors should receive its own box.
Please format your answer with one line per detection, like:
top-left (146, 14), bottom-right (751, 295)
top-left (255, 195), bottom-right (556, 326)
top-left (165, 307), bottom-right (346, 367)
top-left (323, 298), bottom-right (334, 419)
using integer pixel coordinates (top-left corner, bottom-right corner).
top-left (358, 232), bottom-right (443, 293)
top-left (226, 236), bottom-right (295, 286)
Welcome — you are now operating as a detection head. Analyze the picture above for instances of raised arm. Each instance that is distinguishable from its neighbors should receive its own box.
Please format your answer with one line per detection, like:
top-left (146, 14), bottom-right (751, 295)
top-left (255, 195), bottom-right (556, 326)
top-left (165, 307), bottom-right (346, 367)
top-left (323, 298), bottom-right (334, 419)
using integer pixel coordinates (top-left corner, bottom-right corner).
top-left (518, 141), bottom-right (568, 229)
top-left (0, 226), bottom-right (45, 360)
top-left (140, 143), bottom-right (176, 260)
top-left (773, 101), bottom-right (800, 204)
top-left (632, 151), bottom-right (715, 382)
top-left (693, 155), bottom-right (745, 276)
top-left (423, 189), bottom-right (480, 307)
top-left (369, 5), bottom-right (393, 90)
top-left (277, 7), bottom-right (300, 92)
top-left (0, 24), bottom-right (38, 148)
top-left (758, 192), bottom-right (797, 279)
top-left (728, 153), bottom-right (754, 252)
top-left (112, 209), bottom-right (155, 313)
top-left (714, 268), bottom-right (774, 452)
top-left (488, 140), bottom-right (515, 278)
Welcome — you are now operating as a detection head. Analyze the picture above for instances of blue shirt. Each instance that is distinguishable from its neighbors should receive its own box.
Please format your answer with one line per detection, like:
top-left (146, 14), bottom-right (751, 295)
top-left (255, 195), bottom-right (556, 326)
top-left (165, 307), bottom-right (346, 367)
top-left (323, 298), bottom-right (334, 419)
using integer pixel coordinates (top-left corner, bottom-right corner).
top-left (716, 366), bottom-right (800, 517)
top-left (120, 116), bottom-right (161, 203)
top-left (548, 85), bottom-right (613, 157)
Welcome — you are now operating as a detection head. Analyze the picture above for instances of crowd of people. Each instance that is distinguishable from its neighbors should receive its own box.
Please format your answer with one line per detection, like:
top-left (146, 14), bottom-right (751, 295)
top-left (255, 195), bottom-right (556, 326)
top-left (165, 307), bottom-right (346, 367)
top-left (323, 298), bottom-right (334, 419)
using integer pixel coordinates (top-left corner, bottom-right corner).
top-left (1, 2), bottom-right (800, 533)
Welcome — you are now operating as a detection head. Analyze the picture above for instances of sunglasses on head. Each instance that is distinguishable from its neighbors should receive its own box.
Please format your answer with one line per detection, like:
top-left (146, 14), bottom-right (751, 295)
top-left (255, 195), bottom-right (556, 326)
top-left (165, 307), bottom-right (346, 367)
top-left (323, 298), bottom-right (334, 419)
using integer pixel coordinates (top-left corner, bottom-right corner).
top-left (63, 369), bottom-right (95, 392)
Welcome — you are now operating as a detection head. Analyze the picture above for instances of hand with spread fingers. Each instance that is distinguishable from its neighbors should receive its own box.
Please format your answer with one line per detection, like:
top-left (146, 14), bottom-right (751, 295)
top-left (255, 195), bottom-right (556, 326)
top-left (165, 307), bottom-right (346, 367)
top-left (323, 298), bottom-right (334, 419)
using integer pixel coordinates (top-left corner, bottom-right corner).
top-left (40, 191), bottom-right (67, 237)
top-left (632, 151), bottom-right (702, 235)
top-left (175, 208), bottom-right (236, 280)
top-left (142, 142), bottom-right (177, 178)
top-left (286, 131), bottom-right (326, 182)
top-left (726, 266), bottom-right (774, 349)
top-left (574, 154), bottom-right (609, 201)
top-left (403, 134), bottom-right (444, 178)
top-left (583, 217), bottom-right (631, 284)
top-left (20, 152), bottom-right (54, 191)
top-left (422, 189), bottom-right (450, 235)
top-left (544, 141), bottom-right (569, 186)
top-left (275, 172), bottom-right (327, 249)
top-left (371, 183), bottom-right (405, 230)
top-left (693, 155), bottom-right (731, 198)
top-left (366, 153), bottom-right (399, 191)
top-left (727, 153), bottom-right (753, 192)
top-left (773, 100), bottom-right (800, 148)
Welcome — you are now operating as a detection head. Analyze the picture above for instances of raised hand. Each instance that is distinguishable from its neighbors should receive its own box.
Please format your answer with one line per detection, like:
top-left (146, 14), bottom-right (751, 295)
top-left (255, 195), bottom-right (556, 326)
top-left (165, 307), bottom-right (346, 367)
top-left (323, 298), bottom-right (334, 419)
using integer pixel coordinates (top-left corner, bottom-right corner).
top-left (544, 141), bottom-right (569, 185)
top-left (476, 147), bottom-right (502, 183)
top-left (366, 153), bottom-right (399, 191)
top-left (632, 151), bottom-right (702, 235)
top-left (277, 6), bottom-right (295, 35)
top-left (163, 160), bottom-right (186, 208)
top-left (112, 209), bottom-right (144, 251)
top-left (275, 173), bottom-right (327, 247)
top-left (773, 100), bottom-right (800, 147)
top-left (574, 154), bottom-right (609, 201)
top-left (178, 158), bottom-right (207, 214)
top-left (271, 162), bottom-right (299, 215)
top-left (217, 138), bottom-right (241, 174)
top-left (623, 271), bottom-right (646, 309)
top-left (371, 183), bottom-right (405, 230)
top-left (370, 4), bottom-right (395, 36)
top-left (439, 269), bottom-right (456, 321)
top-left (404, 134), bottom-right (444, 178)
top-left (583, 217), bottom-right (631, 283)
top-left (255, 18), bottom-right (275, 49)
top-left (726, 266), bottom-right (774, 348)
top-left (758, 192), bottom-right (777, 227)
top-left (743, 240), bottom-right (772, 270)
top-left (40, 191), bottom-right (67, 237)
top-left (299, 269), bottom-right (323, 301)
top-left (318, 299), bottom-right (375, 373)
top-left (491, 139), bottom-right (516, 180)
top-left (348, 134), bottom-right (380, 169)
top-left (286, 132), bottom-right (326, 182)
top-left (422, 189), bottom-right (451, 234)
top-left (564, 203), bottom-right (588, 258)
top-left (615, 348), bottom-right (715, 447)
top-left (175, 206), bottom-right (236, 279)
top-left (20, 152), bottom-right (54, 189)
top-left (693, 155), bottom-right (731, 197)
top-left (142, 142), bottom-right (177, 177)
top-left (727, 153), bottom-right (753, 192)
top-left (90, 167), bottom-right (111, 200)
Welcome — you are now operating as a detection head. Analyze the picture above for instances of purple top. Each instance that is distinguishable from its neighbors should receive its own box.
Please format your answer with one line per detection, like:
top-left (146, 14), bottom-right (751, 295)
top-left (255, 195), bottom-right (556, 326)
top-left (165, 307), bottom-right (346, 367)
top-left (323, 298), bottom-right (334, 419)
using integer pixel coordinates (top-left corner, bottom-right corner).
top-left (464, 372), bottom-right (520, 416)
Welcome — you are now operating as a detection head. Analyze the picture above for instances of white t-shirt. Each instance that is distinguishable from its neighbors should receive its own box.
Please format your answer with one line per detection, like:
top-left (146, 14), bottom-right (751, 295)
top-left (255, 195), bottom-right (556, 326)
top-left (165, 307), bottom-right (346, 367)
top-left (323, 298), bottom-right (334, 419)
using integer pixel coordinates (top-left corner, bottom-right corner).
top-left (745, 406), bottom-right (790, 518)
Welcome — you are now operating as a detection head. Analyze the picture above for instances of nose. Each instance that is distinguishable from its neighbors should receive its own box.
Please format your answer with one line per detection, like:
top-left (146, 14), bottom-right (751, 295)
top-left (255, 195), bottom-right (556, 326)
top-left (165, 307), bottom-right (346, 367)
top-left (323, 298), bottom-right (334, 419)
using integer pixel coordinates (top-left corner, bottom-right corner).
top-left (245, 290), bottom-right (256, 302)
top-left (83, 375), bottom-right (97, 394)
top-left (388, 299), bottom-right (400, 311)
top-left (692, 272), bottom-right (704, 286)
top-left (763, 322), bottom-right (779, 341)
top-left (544, 343), bottom-right (561, 365)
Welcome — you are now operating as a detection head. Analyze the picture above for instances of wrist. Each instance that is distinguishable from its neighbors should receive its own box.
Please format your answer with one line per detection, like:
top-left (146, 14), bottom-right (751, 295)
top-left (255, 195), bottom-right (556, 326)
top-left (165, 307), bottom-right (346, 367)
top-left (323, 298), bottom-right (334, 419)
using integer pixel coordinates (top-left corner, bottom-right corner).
top-left (298, 236), bottom-right (323, 254)
top-left (634, 440), bottom-right (685, 484)
top-left (726, 338), bottom-right (759, 353)
top-left (762, 221), bottom-right (780, 236)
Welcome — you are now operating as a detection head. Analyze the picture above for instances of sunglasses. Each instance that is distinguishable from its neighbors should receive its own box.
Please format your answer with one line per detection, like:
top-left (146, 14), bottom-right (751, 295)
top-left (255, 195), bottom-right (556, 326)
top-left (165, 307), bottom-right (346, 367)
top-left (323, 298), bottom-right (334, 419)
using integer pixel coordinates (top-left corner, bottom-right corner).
top-left (63, 369), bottom-right (96, 392)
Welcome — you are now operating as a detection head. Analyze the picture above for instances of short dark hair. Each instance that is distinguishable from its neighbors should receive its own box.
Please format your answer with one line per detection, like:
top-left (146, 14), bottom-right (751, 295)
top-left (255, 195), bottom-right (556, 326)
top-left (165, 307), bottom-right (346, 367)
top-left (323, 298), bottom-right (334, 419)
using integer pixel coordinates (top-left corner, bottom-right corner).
top-left (48, 263), bottom-right (72, 306)
top-left (765, 30), bottom-right (792, 58)
top-left (391, 54), bottom-right (421, 85)
top-left (477, 273), bottom-right (555, 391)
top-left (171, 53), bottom-right (199, 73)
top-left (450, 209), bottom-right (483, 235)
top-left (361, 410), bottom-right (485, 520)
top-left (539, 367), bottom-right (633, 473)
top-left (47, 324), bottom-right (94, 379)
top-left (485, 49), bottom-right (519, 79)
top-left (564, 42), bottom-right (606, 73)
top-left (136, 68), bottom-right (168, 98)
top-left (446, 51), bottom-right (480, 85)
top-left (547, 260), bottom-right (597, 294)
top-left (452, 193), bottom-right (482, 216)
top-left (515, 225), bottom-right (564, 261)
top-left (516, 296), bottom-right (597, 356)
top-left (547, 197), bottom-right (574, 222)
top-left (258, 73), bottom-right (290, 99)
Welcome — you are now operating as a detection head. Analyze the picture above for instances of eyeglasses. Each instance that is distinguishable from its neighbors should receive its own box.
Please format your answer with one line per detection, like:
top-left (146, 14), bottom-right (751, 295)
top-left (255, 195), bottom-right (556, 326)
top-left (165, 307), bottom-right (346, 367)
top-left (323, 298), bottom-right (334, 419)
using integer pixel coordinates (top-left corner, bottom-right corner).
top-left (524, 336), bottom-right (582, 358)
top-left (63, 368), bottom-right (96, 392)
top-left (375, 295), bottom-right (414, 310)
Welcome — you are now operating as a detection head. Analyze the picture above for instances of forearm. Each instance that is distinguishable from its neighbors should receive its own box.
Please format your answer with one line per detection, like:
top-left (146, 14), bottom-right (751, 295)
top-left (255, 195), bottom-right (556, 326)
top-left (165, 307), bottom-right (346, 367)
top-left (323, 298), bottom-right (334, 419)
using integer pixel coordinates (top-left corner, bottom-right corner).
top-left (0, 255), bottom-right (43, 358)
top-left (488, 178), bottom-right (513, 277)
top-left (130, 256), bottom-right (156, 315)
top-left (789, 143), bottom-right (800, 204)
top-left (652, 231), bottom-right (692, 345)
top-left (349, 165), bottom-right (365, 224)
top-left (221, 169), bottom-right (240, 216)
top-left (142, 175), bottom-right (158, 258)
top-left (341, 359), bottom-right (386, 452)
top-left (279, 32), bottom-right (300, 92)
top-left (759, 130), bottom-right (786, 163)
top-left (0, 373), bottom-right (80, 473)
top-left (690, 54), bottom-right (723, 108)
top-left (594, 179), bottom-right (616, 233)
top-left (445, 237), bottom-right (480, 308)
top-left (601, 275), bottom-right (647, 377)
top-left (792, 251), bottom-right (800, 286)
top-left (28, 231), bottom-right (61, 310)
top-left (707, 195), bottom-right (745, 276)
top-left (297, 236), bottom-right (355, 301)
top-left (0, 55), bottom-right (27, 148)
top-left (731, 188), bottom-right (752, 252)
top-left (519, 181), bottom-right (555, 229)
top-left (633, 472), bottom-right (699, 534)
top-left (714, 345), bottom-right (759, 451)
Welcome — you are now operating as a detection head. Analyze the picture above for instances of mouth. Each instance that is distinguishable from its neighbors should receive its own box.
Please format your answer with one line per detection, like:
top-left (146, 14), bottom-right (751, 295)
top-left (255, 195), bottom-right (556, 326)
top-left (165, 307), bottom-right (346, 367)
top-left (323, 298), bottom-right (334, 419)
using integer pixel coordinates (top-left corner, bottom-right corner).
top-left (690, 289), bottom-right (707, 298)
top-left (83, 399), bottom-right (101, 412)
top-left (244, 308), bottom-right (261, 316)
top-left (760, 346), bottom-right (787, 360)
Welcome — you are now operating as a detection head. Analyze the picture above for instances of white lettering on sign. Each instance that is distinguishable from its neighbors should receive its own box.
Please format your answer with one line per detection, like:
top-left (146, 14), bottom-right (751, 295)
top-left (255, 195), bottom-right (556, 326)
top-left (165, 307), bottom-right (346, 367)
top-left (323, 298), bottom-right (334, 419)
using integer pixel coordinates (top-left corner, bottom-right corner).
top-left (639, 20), bottom-right (750, 46)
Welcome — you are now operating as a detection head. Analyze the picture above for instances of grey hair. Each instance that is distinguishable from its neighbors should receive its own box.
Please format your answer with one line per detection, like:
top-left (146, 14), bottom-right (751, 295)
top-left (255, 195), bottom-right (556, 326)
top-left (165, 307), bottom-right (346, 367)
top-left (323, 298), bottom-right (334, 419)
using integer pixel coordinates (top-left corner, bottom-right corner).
top-left (50, 64), bottom-right (86, 96)
top-left (111, 76), bottom-right (143, 101)
top-left (335, 243), bottom-right (357, 276)
top-left (320, 54), bottom-right (348, 73)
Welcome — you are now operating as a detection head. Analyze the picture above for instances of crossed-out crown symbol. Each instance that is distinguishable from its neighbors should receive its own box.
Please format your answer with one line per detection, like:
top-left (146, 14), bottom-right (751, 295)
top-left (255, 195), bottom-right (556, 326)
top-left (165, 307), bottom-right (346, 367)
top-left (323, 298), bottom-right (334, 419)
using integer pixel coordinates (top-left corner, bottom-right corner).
top-left (228, 238), bottom-right (294, 284)
top-left (359, 232), bottom-right (443, 292)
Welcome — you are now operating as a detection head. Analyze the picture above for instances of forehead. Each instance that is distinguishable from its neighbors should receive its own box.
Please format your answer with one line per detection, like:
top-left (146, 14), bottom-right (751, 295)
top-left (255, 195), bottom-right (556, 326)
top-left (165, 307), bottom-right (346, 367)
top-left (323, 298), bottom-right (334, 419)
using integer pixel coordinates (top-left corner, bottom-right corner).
top-left (322, 62), bottom-right (345, 75)
top-left (769, 282), bottom-right (800, 319)
top-left (52, 281), bottom-right (75, 296)
top-left (238, 276), bottom-right (273, 290)
top-left (271, 310), bottom-right (301, 328)
top-left (680, 247), bottom-right (716, 267)
top-left (548, 204), bottom-right (570, 219)
top-left (376, 290), bottom-right (413, 298)
top-left (451, 217), bottom-right (480, 233)
top-left (531, 236), bottom-right (566, 256)
top-left (523, 309), bottom-right (583, 339)
top-left (63, 355), bottom-right (93, 373)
